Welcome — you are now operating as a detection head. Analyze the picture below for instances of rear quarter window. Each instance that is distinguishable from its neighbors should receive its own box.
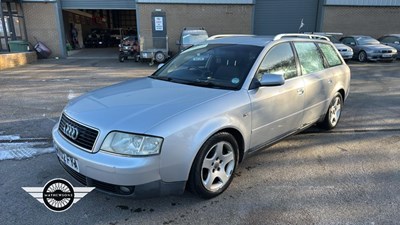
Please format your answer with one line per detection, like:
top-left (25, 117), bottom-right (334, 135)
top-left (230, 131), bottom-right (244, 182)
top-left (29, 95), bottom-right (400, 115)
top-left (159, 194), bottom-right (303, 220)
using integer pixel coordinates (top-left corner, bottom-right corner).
top-left (318, 43), bottom-right (342, 67)
top-left (293, 42), bottom-right (325, 75)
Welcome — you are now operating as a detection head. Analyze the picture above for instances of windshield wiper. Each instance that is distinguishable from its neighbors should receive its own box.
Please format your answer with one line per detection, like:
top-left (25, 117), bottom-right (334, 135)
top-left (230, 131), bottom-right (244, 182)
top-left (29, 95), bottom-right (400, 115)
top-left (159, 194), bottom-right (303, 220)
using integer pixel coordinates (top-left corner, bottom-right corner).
top-left (149, 76), bottom-right (172, 81)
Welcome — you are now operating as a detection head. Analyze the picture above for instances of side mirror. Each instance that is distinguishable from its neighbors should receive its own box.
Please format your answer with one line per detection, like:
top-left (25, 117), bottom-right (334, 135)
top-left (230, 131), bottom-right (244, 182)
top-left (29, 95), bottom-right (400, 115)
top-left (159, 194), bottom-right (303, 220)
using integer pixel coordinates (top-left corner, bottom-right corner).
top-left (176, 40), bottom-right (181, 45)
top-left (157, 63), bottom-right (165, 69)
top-left (259, 73), bottom-right (285, 87)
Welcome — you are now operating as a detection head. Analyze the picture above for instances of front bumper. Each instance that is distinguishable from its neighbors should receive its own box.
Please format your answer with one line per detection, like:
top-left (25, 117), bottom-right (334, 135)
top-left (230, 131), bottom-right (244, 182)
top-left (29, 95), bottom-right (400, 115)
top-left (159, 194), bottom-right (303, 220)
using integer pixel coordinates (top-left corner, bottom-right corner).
top-left (367, 52), bottom-right (397, 61)
top-left (52, 126), bottom-right (185, 197)
top-left (340, 52), bottom-right (353, 60)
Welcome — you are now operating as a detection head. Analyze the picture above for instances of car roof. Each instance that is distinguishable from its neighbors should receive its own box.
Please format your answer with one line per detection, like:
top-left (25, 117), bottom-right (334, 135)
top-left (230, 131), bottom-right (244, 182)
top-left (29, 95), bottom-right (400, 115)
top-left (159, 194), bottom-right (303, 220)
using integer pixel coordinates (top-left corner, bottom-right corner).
top-left (206, 35), bottom-right (274, 46)
top-left (205, 34), bottom-right (330, 47)
top-left (382, 34), bottom-right (400, 37)
top-left (344, 35), bottom-right (372, 38)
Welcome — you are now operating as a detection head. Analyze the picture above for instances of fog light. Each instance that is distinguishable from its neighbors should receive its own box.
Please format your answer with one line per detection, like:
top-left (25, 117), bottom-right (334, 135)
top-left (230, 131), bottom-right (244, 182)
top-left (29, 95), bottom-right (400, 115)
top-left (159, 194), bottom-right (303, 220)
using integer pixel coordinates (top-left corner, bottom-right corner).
top-left (119, 186), bottom-right (132, 194)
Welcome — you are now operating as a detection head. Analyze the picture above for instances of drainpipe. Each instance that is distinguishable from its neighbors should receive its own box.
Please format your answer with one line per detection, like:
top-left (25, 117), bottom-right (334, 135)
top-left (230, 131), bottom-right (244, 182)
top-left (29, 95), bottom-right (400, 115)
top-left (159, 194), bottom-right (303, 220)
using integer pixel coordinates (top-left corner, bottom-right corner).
top-left (55, 0), bottom-right (67, 58)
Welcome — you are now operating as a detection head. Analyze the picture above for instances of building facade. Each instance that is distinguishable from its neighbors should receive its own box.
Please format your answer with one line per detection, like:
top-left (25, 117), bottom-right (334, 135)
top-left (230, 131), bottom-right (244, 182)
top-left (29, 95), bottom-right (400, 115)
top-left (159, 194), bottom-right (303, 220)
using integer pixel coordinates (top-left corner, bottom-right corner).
top-left (1, 0), bottom-right (399, 57)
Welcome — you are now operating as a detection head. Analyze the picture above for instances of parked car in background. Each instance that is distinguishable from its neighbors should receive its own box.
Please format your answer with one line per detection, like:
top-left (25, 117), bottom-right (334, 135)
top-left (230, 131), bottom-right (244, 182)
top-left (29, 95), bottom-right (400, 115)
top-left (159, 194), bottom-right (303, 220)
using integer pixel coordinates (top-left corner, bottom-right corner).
top-left (176, 27), bottom-right (208, 52)
top-left (309, 32), bottom-right (353, 60)
top-left (340, 35), bottom-right (397, 62)
top-left (378, 34), bottom-right (400, 59)
top-left (84, 29), bottom-right (112, 48)
top-left (53, 34), bottom-right (350, 199)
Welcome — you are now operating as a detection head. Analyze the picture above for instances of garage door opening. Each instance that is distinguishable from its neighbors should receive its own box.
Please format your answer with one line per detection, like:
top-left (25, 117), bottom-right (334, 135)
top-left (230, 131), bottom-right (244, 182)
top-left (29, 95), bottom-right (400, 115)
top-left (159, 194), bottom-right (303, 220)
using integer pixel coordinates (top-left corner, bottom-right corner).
top-left (62, 9), bottom-right (137, 59)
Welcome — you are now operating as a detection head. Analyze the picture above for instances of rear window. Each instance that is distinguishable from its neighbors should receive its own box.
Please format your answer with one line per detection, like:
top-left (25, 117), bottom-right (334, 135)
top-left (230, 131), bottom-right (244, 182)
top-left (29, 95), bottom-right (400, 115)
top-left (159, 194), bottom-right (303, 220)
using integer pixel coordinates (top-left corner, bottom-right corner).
top-left (318, 43), bottom-right (342, 67)
top-left (294, 42), bottom-right (325, 75)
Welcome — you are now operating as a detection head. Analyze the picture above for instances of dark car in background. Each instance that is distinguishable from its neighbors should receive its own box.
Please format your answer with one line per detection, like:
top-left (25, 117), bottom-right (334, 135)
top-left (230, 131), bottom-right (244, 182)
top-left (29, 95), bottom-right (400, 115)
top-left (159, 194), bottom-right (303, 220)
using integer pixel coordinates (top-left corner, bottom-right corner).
top-left (340, 35), bottom-right (397, 62)
top-left (378, 34), bottom-right (400, 59)
top-left (84, 29), bottom-right (112, 48)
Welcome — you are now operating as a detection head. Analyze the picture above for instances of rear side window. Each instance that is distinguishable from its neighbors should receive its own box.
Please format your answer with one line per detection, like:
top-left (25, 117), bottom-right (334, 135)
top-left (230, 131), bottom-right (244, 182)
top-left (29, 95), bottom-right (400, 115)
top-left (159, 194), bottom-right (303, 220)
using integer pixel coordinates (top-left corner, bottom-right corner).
top-left (318, 43), bottom-right (342, 67)
top-left (256, 43), bottom-right (297, 80)
top-left (293, 42), bottom-right (325, 75)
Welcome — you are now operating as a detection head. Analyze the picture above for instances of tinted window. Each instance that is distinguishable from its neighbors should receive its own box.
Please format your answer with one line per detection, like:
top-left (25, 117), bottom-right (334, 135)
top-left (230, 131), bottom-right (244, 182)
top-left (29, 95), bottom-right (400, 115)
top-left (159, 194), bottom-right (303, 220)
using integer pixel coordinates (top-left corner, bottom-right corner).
top-left (341, 37), bottom-right (355, 45)
top-left (256, 43), bottom-right (297, 80)
top-left (294, 42), bottom-right (325, 75)
top-left (380, 36), bottom-right (398, 43)
top-left (356, 36), bottom-right (380, 45)
top-left (327, 35), bottom-right (340, 43)
top-left (318, 43), bottom-right (342, 67)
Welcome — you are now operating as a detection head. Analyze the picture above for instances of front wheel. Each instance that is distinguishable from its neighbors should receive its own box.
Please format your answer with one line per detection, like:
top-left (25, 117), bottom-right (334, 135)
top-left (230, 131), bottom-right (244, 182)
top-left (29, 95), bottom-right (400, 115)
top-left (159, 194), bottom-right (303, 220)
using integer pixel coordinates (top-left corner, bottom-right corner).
top-left (188, 132), bottom-right (238, 199)
top-left (119, 55), bottom-right (125, 62)
top-left (318, 93), bottom-right (343, 130)
top-left (358, 51), bottom-right (367, 62)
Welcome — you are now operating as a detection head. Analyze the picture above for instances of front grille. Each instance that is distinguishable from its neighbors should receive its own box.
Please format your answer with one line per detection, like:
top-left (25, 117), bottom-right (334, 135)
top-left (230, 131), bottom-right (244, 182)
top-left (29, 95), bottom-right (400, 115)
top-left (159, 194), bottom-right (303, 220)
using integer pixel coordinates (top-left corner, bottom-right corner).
top-left (339, 49), bottom-right (347, 52)
top-left (58, 114), bottom-right (99, 151)
top-left (59, 159), bottom-right (135, 195)
top-left (382, 50), bottom-right (392, 53)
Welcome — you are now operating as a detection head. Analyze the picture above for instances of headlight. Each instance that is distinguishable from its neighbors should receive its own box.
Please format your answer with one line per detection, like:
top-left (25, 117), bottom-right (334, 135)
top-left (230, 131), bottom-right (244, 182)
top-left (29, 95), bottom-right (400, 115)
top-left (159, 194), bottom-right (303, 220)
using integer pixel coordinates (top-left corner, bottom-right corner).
top-left (101, 132), bottom-right (163, 156)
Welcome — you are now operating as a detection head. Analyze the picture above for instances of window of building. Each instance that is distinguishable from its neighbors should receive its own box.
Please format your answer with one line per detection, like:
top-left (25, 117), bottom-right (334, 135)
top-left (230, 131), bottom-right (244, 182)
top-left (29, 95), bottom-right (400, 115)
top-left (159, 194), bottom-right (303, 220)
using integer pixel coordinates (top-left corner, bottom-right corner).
top-left (0, 1), bottom-right (27, 52)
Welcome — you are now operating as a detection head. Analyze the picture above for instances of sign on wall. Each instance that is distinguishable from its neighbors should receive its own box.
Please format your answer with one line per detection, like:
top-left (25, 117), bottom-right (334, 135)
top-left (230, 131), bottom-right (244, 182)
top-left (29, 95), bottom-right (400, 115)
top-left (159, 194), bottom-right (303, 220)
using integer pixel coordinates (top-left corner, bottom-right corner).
top-left (154, 17), bottom-right (164, 31)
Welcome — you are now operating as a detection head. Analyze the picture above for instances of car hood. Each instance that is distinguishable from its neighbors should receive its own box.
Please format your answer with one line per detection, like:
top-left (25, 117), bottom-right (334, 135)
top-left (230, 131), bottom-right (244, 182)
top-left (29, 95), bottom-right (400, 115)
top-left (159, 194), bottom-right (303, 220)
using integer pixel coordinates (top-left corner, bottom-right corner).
top-left (334, 43), bottom-right (352, 50)
top-left (362, 44), bottom-right (395, 51)
top-left (64, 77), bottom-right (232, 134)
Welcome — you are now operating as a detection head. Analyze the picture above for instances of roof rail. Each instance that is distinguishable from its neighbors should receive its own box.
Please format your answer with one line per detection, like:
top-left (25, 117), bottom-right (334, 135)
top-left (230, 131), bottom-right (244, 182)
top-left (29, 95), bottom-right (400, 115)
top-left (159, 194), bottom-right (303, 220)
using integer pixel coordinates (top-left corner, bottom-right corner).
top-left (207, 34), bottom-right (255, 40)
top-left (273, 33), bottom-right (329, 41)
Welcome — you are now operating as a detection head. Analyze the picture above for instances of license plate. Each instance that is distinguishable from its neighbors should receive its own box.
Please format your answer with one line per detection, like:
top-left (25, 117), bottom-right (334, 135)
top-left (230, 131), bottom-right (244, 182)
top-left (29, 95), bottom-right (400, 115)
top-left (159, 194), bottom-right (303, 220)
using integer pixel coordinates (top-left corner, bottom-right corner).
top-left (382, 53), bottom-right (392, 58)
top-left (57, 147), bottom-right (80, 172)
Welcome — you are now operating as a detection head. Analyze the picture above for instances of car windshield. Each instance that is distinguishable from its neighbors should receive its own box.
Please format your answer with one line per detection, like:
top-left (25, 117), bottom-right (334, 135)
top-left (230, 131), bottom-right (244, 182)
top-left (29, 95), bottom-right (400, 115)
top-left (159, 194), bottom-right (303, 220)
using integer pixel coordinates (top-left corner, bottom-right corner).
top-left (182, 33), bottom-right (209, 45)
top-left (357, 37), bottom-right (380, 45)
top-left (327, 35), bottom-right (340, 43)
top-left (150, 44), bottom-right (262, 90)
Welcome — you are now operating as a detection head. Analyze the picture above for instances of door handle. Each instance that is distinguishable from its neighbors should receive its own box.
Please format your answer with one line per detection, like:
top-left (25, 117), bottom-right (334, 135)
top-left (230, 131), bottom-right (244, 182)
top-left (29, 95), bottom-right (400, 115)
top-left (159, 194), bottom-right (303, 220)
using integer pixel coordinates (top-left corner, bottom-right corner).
top-left (297, 88), bottom-right (304, 95)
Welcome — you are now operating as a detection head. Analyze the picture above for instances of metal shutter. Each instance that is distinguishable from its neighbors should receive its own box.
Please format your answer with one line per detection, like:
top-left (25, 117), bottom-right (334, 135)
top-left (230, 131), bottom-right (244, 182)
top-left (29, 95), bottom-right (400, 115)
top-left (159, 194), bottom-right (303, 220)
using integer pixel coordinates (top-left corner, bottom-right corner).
top-left (61, 0), bottom-right (136, 10)
top-left (254, 0), bottom-right (320, 35)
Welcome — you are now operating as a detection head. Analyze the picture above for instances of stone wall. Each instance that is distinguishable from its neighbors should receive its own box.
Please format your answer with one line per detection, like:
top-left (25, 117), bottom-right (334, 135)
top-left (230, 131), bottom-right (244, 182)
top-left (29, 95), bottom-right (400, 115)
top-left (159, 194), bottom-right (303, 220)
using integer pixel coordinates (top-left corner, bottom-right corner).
top-left (322, 6), bottom-right (400, 38)
top-left (137, 3), bottom-right (253, 54)
top-left (0, 52), bottom-right (37, 70)
top-left (23, 2), bottom-right (62, 57)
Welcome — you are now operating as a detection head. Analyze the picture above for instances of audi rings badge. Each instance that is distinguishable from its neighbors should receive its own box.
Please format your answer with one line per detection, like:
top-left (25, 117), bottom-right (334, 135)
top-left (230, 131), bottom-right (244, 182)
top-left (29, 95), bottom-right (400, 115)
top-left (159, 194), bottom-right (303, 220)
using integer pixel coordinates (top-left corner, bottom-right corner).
top-left (62, 123), bottom-right (79, 140)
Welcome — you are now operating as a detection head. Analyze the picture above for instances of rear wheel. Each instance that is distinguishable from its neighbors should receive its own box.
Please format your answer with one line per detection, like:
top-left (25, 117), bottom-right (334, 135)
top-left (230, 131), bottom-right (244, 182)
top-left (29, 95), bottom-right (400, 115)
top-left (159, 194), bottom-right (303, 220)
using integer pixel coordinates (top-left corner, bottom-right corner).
top-left (358, 51), bottom-right (367, 62)
top-left (188, 132), bottom-right (238, 199)
top-left (318, 92), bottom-right (343, 130)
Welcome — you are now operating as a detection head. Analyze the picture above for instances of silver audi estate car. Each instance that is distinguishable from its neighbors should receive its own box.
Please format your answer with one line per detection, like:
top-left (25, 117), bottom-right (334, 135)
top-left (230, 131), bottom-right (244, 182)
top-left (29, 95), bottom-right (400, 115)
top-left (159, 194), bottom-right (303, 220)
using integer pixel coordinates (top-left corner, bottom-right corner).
top-left (53, 34), bottom-right (351, 199)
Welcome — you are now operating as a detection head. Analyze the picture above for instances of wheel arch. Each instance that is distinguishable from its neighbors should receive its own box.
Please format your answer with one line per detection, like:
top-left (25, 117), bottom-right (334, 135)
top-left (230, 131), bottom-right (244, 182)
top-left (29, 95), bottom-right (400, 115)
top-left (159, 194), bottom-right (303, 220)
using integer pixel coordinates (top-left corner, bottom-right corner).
top-left (217, 128), bottom-right (245, 163)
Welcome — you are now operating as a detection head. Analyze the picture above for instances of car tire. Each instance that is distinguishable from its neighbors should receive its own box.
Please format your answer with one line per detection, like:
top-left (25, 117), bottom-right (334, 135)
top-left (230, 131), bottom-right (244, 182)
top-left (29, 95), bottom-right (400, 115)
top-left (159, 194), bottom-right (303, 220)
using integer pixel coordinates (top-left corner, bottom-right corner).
top-left (188, 132), bottom-right (238, 199)
top-left (358, 51), bottom-right (367, 62)
top-left (154, 51), bottom-right (166, 63)
top-left (318, 92), bottom-right (343, 130)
